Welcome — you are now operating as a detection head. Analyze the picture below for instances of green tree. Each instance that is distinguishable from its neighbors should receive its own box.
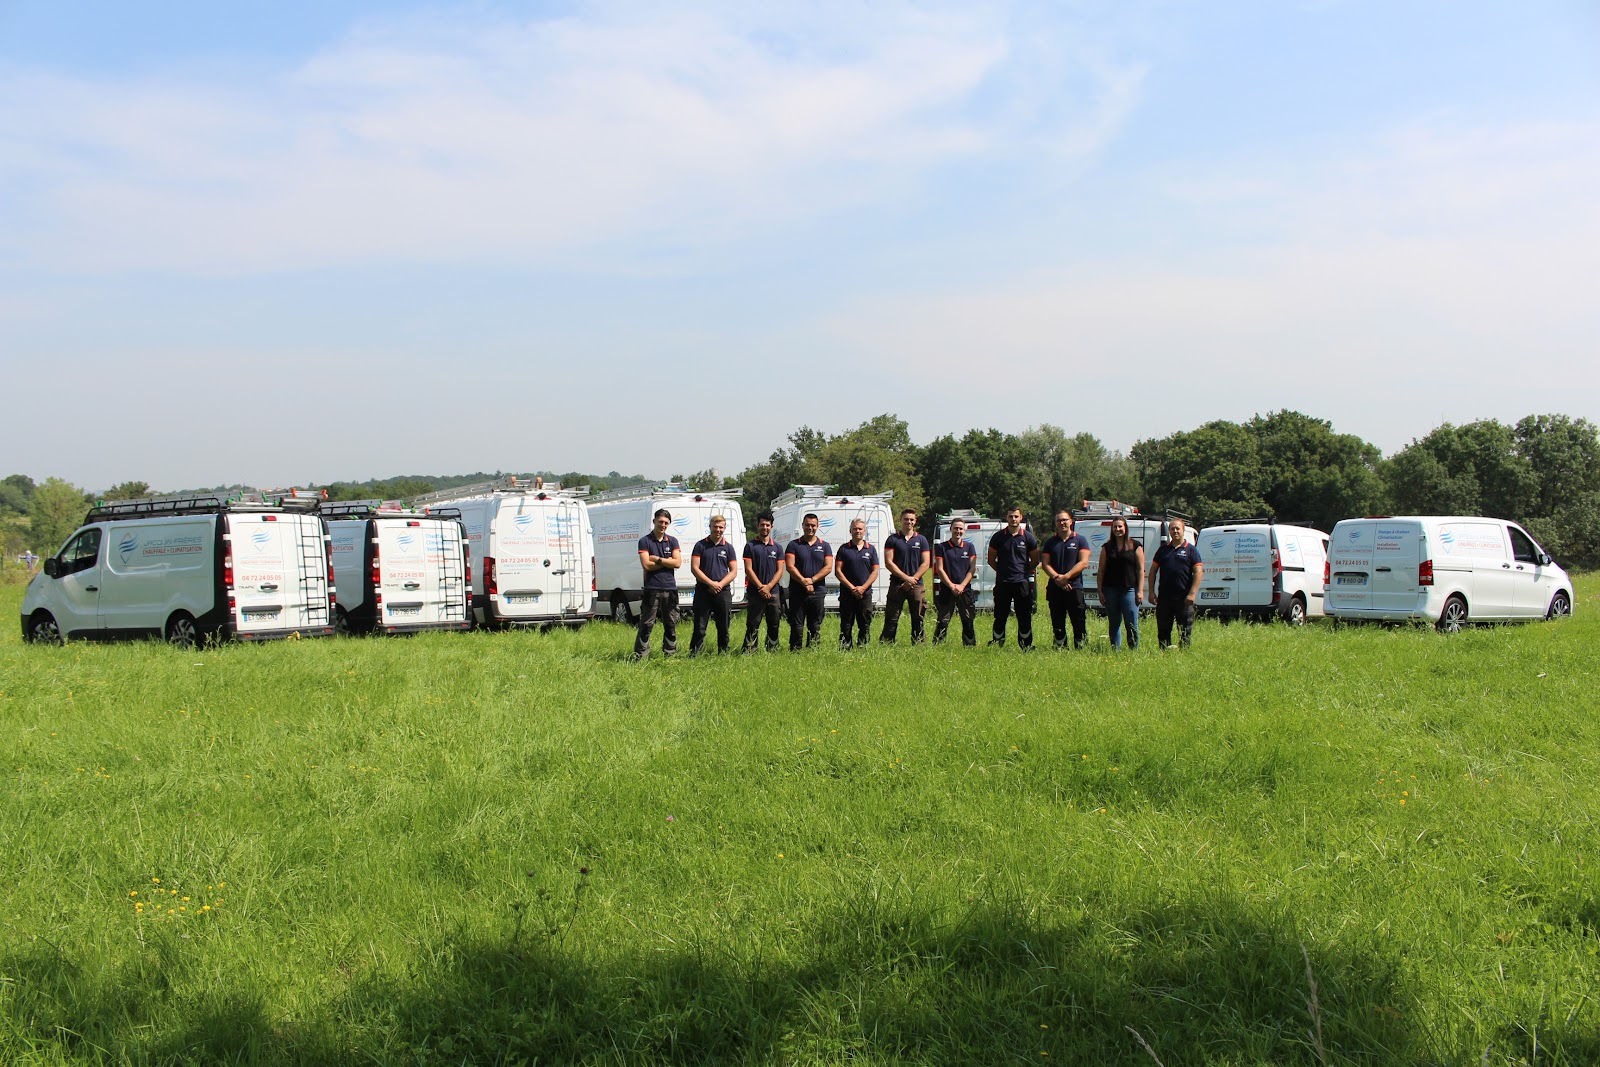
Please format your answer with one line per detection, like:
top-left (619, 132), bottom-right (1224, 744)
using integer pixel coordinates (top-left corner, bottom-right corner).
top-left (103, 480), bottom-right (152, 501)
top-left (1246, 411), bottom-right (1383, 531)
top-left (1510, 414), bottom-right (1600, 568)
top-left (1, 474), bottom-right (35, 515)
top-left (1132, 420), bottom-right (1269, 525)
top-left (1383, 420), bottom-right (1535, 519)
top-left (28, 477), bottom-right (93, 555)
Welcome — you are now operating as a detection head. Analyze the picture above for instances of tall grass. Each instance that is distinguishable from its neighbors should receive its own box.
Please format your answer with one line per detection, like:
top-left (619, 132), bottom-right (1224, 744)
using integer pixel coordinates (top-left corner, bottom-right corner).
top-left (3, 580), bottom-right (1597, 1065)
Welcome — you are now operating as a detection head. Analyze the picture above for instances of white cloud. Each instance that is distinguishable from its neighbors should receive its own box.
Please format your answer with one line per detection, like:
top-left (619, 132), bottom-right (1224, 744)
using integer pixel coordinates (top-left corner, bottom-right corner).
top-left (0, 3), bottom-right (1145, 275)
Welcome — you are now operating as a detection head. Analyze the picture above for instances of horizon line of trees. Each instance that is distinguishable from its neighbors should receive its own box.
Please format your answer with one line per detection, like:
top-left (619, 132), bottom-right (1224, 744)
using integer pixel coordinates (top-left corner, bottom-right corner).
top-left (4, 411), bottom-right (1598, 570)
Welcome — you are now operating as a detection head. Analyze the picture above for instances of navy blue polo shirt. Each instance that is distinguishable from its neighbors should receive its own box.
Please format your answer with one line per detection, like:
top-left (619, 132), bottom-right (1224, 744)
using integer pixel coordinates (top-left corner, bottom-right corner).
top-left (785, 537), bottom-right (832, 586)
top-left (743, 538), bottom-right (783, 585)
top-left (988, 527), bottom-right (1039, 583)
top-left (692, 537), bottom-right (737, 588)
top-left (934, 538), bottom-right (976, 585)
top-left (836, 541), bottom-right (879, 587)
top-left (1042, 532), bottom-right (1093, 588)
top-left (885, 532), bottom-right (930, 577)
top-left (638, 533), bottom-right (680, 591)
top-left (1153, 541), bottom-right (1204, 599)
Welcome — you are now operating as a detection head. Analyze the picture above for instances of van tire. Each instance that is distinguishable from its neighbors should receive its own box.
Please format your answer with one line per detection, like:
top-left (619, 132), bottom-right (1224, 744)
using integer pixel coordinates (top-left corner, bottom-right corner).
top-left (1283, 595), bottom-right (1307, 626)
top-left (1547, 591), bottom-right (1572, 620)
top-left (1436, 596), bottom-right (1468, 634)
top-left (610, 592), bottom-right (635, 625)
top-left (333, 607), bottom-right (352, 636)
top-left (26, 611), bottom-right (62, 644)
top-left (165, 612), bottom-right (203, 650)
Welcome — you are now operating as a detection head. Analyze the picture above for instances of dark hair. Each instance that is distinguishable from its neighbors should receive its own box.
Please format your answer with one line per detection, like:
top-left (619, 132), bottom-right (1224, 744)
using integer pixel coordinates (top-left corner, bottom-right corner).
top-left (901, 507), bottom-right (917, 518)
top-left (1007, 506), bottom-right (1023, 516)
top-left (756, 509), bottom-right (774, 524)
top-left (803, 512), bottom-right (819, 523)
top-left (653, 508), bottom-right (672, 521)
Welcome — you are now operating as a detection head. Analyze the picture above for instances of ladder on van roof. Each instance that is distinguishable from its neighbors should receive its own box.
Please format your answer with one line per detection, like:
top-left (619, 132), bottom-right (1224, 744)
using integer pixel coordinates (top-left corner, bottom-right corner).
top-left (296, 520), bottom-right (330, 627)
top-left (83, 491), bottom-right (320, 524)
top-left (771, 484), bottom-right (895, 509)
top-left (588, 482), bottom-right (745, 504)
top-left (410, 476), bottom-right (590, 507)
top-left (1074, 499), bottom-right (1141, 518)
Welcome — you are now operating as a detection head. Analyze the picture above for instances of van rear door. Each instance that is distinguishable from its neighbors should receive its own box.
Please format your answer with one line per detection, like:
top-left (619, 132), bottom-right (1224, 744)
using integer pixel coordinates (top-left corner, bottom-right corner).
top-left (1326, 522), bottom-right (1375, 612)
top-left (1370, 522), bottom-right (1425, 615)
top-left (375, 518), bottom-right (444, 626)
top-left (228, 512), bottom-right (330, 634)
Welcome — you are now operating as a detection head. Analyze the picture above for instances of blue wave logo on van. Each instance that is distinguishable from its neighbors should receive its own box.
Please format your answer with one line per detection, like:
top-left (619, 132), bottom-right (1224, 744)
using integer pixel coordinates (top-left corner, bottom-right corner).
top-left (1346, 529), bottom-right (1360, 541)
top-left (117, 533), bottom-right (138, 564)
top-left (397, 533), bottom-right (415, 548)
top-left (672, 517), bottom-right (690, 529)
top-left (818, 517), bottom-right (837, 529)
top-left (1208, 539), bottom-right (1225, 552)
top-left (251, 530), bottom-right (273, 552)
top-left (1439, 530), bottom-right (1455, 545)
top-left (513, 514), bottom-right (534, 533)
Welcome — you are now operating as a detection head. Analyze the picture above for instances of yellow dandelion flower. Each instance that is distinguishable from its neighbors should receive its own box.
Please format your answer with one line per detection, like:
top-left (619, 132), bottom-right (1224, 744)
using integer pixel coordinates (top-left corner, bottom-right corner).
top-left (777, 853), bottom-right (785, 859)
top-left (129, 891), bottom-right (137, 897)
top-left (1399, 799), bottom-right (1406, 805)
top-left (182, 897), bottom-right (190, 902)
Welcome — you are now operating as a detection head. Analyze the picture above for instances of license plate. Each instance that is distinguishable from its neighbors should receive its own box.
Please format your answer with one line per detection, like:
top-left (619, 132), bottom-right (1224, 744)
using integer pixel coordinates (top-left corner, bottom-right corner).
top-left (503, 595), bottom-right (541, 605)
top-left (390, 606), bottom-right (421, 616)
top-left (680, 590), bottom-right (694, 601)
top-left (1335, 575), bottom-right (1367, 586)
top-left (1200, 590), bottom-right (1228, 600)
top-left (242, 611), bottom-right (280, 622)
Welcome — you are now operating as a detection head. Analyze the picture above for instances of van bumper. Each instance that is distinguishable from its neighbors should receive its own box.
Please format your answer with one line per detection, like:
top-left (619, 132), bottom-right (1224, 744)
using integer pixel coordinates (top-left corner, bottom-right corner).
top-left (377, 621), bottom-right (474, 635)
top-left (228, 625), bottom-right (337, 641)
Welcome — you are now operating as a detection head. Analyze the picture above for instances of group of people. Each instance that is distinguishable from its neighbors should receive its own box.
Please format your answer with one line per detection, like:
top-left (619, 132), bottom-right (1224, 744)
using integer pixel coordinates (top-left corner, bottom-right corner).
top-left (631, 506), bottom-right (1205, 659)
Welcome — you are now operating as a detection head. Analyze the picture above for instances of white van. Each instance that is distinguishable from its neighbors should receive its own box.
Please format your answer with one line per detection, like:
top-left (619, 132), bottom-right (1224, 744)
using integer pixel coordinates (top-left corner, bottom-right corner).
top-left (1194, 522), bottom-right (1329, 624)
top-left (414, 477), bottom-right (595, 629)
top-left (770, 486), bottom-right (894, 611)
top-left (1074, 501), bottom-right (1195, 613)
top-left (323, 501), bottom-right (472, 635)
top-left (1325, 516), bottom-right (1574, 630)
top-left (587, 483), bottom-right (747, 622)
top-left (20, 492), bottom-right (335, 646)
top-left (933, 510), bottom-right (1036, 611)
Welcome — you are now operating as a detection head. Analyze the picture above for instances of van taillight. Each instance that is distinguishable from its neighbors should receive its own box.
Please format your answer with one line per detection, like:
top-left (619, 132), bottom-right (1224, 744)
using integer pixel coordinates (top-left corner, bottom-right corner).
top-left (371, 540), bottom-right (383, 607)
top-left (223, 541), bottom-right (234, 589)
top-left (465, 553), bottom-right (473, 597)
top-left (1419, 559), bottom-right (1434, 586)
top-left (484, 556), bottom-right (498, 596)
top-left (591, 555), bottom-right (597, 593)
top-left (1324, 559), bottom-right (1330, 585)
top-left (326, 537), bottom-right (337, 607)
top-left (1271, 548), bottom-right (1282, 579)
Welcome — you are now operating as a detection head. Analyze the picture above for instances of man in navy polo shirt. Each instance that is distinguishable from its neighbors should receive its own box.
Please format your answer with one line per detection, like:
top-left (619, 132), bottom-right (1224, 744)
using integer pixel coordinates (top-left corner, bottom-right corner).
top-left (987, 506), bottom-right (1040, 649)
top-left (633, 508), bottom-right (681, 660)
top-left (785, 513), bottom-right (833, 650)
top-left (741, 509), bottom-right (786, 652)
top-left (880, 507), bottom-right (931, 644)
top-left (1149, 516), bottom-right (1204, 649)
top-left (688, 513), bottom-right (738, 655)
top-left (932, 516), bottom-right (978, 645)
top-left (1041, 509), bottom-right (1093, 649)
top-left (835, 517), bottom-right (880, 649)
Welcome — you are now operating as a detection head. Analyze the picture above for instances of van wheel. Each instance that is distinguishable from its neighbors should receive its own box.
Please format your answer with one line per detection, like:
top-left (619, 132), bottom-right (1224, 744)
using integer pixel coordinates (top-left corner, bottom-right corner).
top-left (1284, 595), bottom-right (1307, 626)
top-left (26, 611), bottom-right (62, 644)
top-left (610, 592), bottom-right (635, 624)
top-left (1547, 591), bottom-right (1572, 620)
top-left (1436, 596), bottom-right (1468, 634)
top-left (334, 606), bottom-right (352, 636)
top-left (165, 612), bottom-right (203, 650)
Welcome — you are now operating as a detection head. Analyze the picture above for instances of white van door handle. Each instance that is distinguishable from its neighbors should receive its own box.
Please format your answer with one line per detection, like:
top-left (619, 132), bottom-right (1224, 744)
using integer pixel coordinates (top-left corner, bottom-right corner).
top-left (1502, 563), bottom-right (1511, 569)
top-left (1375, 566), bottom-right (1391, 573)
top-left (260, 583), bottom-right (279, 591)
top-left (403, 581), bottom-right (421, 590)
top-left (85, 585), bottom-right (98, 592)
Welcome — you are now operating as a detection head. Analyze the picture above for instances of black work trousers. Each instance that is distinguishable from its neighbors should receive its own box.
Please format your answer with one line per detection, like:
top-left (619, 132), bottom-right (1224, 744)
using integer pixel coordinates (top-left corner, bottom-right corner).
top-left (991, 579), bottom-right (1035, 648)
top-left (838, 588), bottom-right (874, 649)
top-left (742, 585), bottom-right (784, 651)
top-left (1156, 597), bottom-right (1196, 649)
top-left (633, 589), bottom-right (678, 659)
top-left (787, 583), bottom-right (826, 650)
top-left (934, 586), bottom-right (977, 646)
top-left (1046, 584), bottom-right (1088, 649)
top-left (689, 586), bottom-right (733, 655)
top-left (880, 580), bottom-right (926, 643)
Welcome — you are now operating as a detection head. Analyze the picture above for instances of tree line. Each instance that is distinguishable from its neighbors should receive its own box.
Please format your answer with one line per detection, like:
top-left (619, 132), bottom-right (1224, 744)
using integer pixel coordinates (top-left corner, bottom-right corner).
top-left (4, 411), bottom-right (1597, 570)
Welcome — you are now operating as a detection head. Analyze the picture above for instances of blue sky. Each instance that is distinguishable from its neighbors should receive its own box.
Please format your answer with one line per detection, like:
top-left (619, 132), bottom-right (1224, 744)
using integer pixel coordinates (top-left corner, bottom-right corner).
top-left (2, 1), bottom-right (1596, 491)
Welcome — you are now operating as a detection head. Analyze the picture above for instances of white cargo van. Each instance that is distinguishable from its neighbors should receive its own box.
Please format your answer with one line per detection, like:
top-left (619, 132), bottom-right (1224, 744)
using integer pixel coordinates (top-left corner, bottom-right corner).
top-left (322, 500), bottom-right (472, 635)
top-left (1074, 501), bottom-right (1194, 613)
top-left (770, 486), bottom-right (894, 611)
top-left (1325, 516), bottom-right (1573, 630)
top-left (587, 483), bottom-right (747, 622)
top-left (414, 477), bottom-right (595, 629)
top-left (20, 493), bottom-right (335, 647)
top-left (933, 510), bottom-right (1036, 611)
top-left (1194, 522), bottom-right (1329, 624)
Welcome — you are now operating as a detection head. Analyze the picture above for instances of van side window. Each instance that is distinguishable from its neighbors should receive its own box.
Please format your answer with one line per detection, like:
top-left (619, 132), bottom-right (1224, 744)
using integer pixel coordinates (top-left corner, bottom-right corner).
top-left (59, 529), bottom-right (102, 574)
top-left (1508, 527), bottom-right (1539, 564)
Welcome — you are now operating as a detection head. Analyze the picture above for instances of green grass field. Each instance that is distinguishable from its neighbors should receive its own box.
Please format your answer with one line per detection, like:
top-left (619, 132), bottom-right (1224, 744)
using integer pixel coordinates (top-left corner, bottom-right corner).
top-left (3, 580), bottom-right (1598, 1065)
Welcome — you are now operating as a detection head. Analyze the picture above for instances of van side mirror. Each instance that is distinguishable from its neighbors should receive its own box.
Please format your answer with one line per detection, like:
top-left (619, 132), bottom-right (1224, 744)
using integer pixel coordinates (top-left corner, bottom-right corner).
top-left (43, 558), bottom-right (60, 579)
top-left (1540, 553), bottom-right (1552, 567)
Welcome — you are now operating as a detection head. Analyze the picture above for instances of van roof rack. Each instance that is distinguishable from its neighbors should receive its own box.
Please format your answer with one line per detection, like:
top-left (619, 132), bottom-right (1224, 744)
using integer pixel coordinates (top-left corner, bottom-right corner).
top-left (410, 476), bottom-right (590, 506)
top-left (1074, 499), bottom-right (1140, 517)
top-left (589, 481), bottom-right (745, 504)
top-left (1207, 516), bottom-right (1274, 527)
top-left (319, 499), bottom-right (410, 518)
top-left (771, 484), bottom-right (894, 508)
top-left (937, 509), bottom-right (995, 522)
top-left (83, 491), bottom-right (317, 523)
